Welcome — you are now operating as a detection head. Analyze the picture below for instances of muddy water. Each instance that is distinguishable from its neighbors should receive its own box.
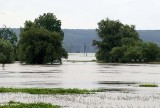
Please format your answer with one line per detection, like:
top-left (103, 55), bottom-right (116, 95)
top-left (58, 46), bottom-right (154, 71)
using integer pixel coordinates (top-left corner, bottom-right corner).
top-left (1, 53), bottom-right (160, 107)
top-left (0, 53), bottom-right (160, 93)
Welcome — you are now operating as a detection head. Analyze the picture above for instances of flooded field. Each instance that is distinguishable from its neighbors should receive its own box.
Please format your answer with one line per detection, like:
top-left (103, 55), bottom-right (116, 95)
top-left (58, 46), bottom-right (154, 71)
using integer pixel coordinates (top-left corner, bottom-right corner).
top-left (1, 53), bottom-right (160, 107)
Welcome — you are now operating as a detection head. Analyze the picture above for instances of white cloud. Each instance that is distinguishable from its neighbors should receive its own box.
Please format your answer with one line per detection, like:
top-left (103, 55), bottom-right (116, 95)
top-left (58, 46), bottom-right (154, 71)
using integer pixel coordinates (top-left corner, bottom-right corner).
top-left (0, 0), bottom-right (160, 29)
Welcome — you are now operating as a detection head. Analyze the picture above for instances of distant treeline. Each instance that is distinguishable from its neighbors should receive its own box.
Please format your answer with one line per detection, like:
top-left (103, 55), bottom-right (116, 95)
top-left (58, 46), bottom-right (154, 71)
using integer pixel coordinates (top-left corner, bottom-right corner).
top-left (12, 28), bottom-right (160, 53)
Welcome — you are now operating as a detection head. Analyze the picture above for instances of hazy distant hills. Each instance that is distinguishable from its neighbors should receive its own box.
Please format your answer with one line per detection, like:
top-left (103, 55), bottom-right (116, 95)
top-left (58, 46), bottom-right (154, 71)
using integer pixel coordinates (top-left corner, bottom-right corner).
top-left (12, 29), bottom-right (160, 53)
top-left (138, 30), bottom-right (160, 43)
top-left (62, 29), bottom-right (98, 53)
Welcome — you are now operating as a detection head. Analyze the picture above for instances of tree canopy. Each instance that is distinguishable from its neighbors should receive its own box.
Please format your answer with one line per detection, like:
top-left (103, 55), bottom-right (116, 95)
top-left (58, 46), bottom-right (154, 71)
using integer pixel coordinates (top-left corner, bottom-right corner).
top-left (0, 39), bottom-right (15, 64)
top-left (0, 26), bottom-right (17, 64)
top-left (94, 18), bottom-right (160, 63)
top-left (0, 26), bottom-right (17, 46)
top-left (17, 13), bottom-right (67, 64)
top-left (34, 13), bottom-right (63, 36)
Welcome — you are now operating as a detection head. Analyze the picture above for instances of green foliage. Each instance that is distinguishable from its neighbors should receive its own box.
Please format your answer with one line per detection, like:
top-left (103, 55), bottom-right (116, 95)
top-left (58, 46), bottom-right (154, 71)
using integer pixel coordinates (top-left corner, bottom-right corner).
top-left (109, 41), bottom-right (160, 63)
top-left (0, 26), bottom-right (18, 61)
top-left (0, 88), bottom-right (91, 94)
top-left (0, 26), bottom-right (17, 46)
top-left (20, 20), bottom-right (36, 32)
top-left (94, 18), bottom-right (140, 62)
top-left (18, 28), bottom-right (67, 64)
top-left (109, 46), bottom-right (127, 62)
top-left (0, 102), bottom-right (60, 108)
top-left (0, 39), bottom-right (15, 64)
top-left (94, 18), bottom-right (160, 63)
top-left (141, 42), bottom-right (159, 62)
top-left (139, 84), bottom-right (158, 87)
top-left (34, 13), bottom-right (64, 36)
top-left (18, 13), bottom-right (67, 64)
top-left (124, 46), bottom-right (142, 62)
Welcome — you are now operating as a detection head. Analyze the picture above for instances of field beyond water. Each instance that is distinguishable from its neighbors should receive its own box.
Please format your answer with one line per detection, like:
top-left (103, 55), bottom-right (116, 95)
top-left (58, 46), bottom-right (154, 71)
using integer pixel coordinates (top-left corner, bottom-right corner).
top-left (0, 53), bottom-right (160, 107)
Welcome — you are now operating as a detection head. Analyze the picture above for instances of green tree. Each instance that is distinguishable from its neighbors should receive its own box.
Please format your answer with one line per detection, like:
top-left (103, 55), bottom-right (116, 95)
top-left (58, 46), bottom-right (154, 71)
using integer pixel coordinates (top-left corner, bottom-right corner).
top-left (141, 42), bottom-right (159, 62)
top-left (157, 48), bottom-right (160, 61)
top-left (0, 26), bottom-right (17, 46)
top-left (0, 39), bottom-right (15, 66)
top-left (109, 46), bottom-right (127, 62)
top-left (109, 40), bottom-right (159, 63)
top-left (17, 13), bottom-right (67, 64)
top-left (34, 13), bottom-right (64, 36)
top-left (124, 46), bottom-right (142, 62)
top-left (109, 41), bottom-right (143, 63)
top-left (0, 26), bottom-right (17, 61)
top-left (121, 38), bottom-right (141, 46)
top-left (20, 20), bottom-right (36, 32)
top-left (94, 18), bottom-right (140, 62)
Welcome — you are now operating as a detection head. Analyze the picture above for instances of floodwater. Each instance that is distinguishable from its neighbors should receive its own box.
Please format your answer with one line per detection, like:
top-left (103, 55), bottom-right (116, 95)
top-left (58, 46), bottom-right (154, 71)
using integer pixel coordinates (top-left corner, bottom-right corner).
top-left (1, 53), bottom-right (160, 107)
top-left (0, 53), bottom-right (160, 92)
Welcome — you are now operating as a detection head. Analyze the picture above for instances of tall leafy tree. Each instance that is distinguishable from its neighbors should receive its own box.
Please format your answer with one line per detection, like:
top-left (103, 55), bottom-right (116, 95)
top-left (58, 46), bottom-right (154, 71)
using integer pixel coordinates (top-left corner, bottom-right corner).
top-left (17, 13), bottom-right (67, 64)
top-left (94, 18), bottom-right (140, 62)
top-left (34, 13), bottom-right (64, 36)
top-left (0, 26), bottom-right (18, 61)
top-left (0, 26), bottom-right (17, 46)
top-left (0, 39), bottom-right (15, 66)
top-left (141, 42), bottom-right (159, 62)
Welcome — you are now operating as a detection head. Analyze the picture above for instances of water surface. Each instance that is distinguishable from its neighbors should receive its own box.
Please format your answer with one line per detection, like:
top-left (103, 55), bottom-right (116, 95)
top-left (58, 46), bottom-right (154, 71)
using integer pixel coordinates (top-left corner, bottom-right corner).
top-left (0, 53), bottom-right (160, 93)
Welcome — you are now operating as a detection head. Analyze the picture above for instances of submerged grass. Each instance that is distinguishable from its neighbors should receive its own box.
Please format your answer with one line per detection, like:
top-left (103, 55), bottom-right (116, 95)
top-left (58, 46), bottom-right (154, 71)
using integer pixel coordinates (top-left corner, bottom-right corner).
top-left (0, 88), bottom-right (92, 94)
top-left (65, 60), bottom-right (97, 62)
top-left (99, 81), bottom-right (137, 85)
top-left (0, 102), bottom-right (60, 108)
top-left (139, 84), bottom-right (158, 87)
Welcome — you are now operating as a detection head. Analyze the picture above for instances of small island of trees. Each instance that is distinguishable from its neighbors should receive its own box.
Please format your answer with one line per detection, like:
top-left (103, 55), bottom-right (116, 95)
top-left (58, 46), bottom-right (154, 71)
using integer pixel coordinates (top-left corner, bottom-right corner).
top-left (1, 15), bottom-right (160, 65)
top-left (93, 18), bottom-right (160, 63)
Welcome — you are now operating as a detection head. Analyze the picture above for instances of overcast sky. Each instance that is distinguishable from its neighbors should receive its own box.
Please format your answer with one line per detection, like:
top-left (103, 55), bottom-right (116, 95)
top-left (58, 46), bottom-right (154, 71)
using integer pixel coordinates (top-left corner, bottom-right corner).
top-left (0, 0), bottom-right (160, 29)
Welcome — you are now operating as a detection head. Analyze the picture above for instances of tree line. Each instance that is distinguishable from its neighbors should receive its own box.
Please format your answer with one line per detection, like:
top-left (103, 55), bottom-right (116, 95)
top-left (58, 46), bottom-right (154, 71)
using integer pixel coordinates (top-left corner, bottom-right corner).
top-left (93, 18), bottom-right (160, 63)
top-left (0, 13), bottom-right (160, 65)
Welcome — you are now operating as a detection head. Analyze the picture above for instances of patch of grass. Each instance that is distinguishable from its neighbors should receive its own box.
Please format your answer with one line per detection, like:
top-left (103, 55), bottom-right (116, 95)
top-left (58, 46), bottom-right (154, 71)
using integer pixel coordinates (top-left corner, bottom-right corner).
top-left (139, 84), bottom-right (158, 87)
top-left (99, 81), bottom-right (137, 85)
top-left (0, 88), bottom-right (92, 94)
top-left (0, 102), bottom-right (60, 108)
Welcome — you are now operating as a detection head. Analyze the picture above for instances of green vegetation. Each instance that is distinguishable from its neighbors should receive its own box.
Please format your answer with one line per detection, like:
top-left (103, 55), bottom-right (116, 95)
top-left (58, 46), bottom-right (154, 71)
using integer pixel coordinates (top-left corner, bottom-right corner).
top-left (139, 84), bottom-right (158, 87)
top-left (109, 41), bottom-right (159, 63)
top-left (0, 26), bottom-right (17, 65)
top-left (0, 88), bottom-right (91, 94)
top-left (93, 18), bottom-right (160, 63)
top-left (17, 13), bottom-right (67, 64)
top-left (0, 102), bottom-right (60, 108)
top-left (0, 39), bottom-right (15, 65)
top-left (0, 26), bottom-right (17, 46)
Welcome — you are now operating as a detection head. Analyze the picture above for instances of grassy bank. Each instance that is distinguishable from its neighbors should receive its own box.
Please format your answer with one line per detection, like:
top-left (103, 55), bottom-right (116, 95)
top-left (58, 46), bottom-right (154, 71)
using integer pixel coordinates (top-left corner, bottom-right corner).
top-left (0, 102), bottom-right (60, 108)
top-left (0, 88), bottom-right (92, 94)
top-left (139, 84), bottom-right (158, 87)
